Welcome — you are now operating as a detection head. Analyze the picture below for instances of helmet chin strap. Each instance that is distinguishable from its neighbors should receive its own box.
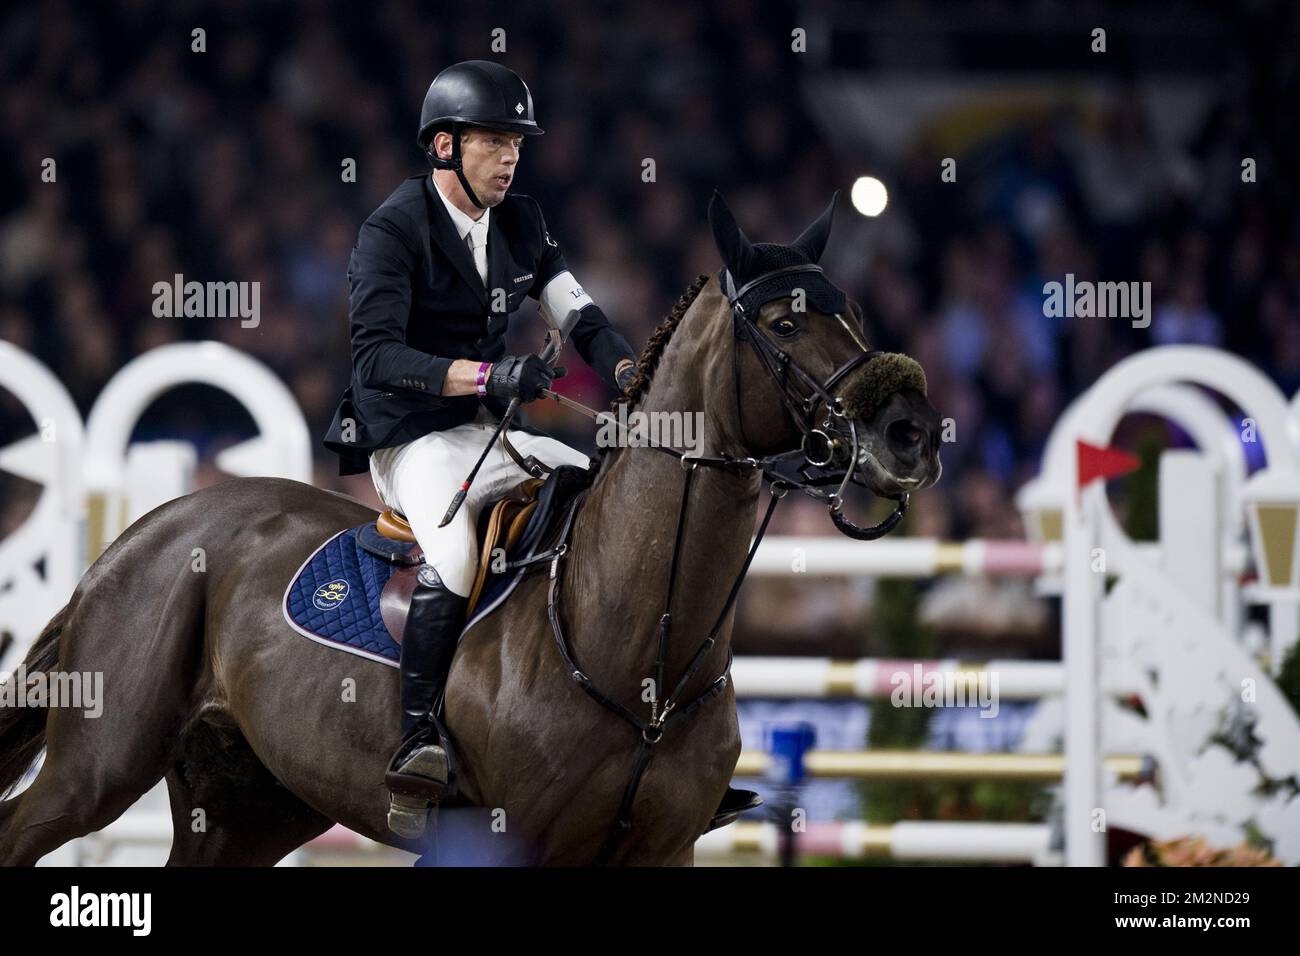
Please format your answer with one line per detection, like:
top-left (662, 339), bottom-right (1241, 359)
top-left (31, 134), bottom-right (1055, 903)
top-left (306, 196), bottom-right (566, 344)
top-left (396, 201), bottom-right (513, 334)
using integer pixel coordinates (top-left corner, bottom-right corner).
top-left (427, 124), bottom-right (486, 209)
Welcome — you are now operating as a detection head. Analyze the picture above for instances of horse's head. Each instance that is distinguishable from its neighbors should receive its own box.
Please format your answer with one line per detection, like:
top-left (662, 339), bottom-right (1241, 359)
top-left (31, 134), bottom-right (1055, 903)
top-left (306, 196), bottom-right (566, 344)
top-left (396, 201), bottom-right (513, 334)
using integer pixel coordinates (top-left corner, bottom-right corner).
top-left (708, 191), bottom-right (941, 534)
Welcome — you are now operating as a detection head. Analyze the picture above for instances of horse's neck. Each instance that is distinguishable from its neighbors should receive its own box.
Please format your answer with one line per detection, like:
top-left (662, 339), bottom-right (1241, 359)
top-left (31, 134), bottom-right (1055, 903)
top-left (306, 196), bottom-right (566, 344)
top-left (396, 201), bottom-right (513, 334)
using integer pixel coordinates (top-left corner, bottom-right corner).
top-left (569, 448), bottom-right (761, 706)
top-left (565, 299), bottom-right (762, 706)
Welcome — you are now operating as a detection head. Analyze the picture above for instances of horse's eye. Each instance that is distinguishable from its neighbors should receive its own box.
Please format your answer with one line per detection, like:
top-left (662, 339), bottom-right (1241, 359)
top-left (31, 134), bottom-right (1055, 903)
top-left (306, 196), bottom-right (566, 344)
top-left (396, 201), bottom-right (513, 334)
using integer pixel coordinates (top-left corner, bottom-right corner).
top-left (771, 317), bottom-right (798, 338)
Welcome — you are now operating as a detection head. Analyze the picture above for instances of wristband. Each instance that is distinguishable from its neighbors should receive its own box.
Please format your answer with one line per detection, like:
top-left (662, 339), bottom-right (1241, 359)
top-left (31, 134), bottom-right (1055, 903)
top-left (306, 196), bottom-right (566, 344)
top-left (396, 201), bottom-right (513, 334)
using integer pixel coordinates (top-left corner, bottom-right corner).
top-left (476, 361), bottom-right (492, 397)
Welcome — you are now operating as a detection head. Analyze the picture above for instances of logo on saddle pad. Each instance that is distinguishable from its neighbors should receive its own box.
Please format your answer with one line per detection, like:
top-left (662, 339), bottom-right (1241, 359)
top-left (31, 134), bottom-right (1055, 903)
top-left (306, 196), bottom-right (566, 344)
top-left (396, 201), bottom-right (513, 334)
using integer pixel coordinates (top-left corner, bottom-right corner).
top-left (313, 580), bottom-right (350, 611)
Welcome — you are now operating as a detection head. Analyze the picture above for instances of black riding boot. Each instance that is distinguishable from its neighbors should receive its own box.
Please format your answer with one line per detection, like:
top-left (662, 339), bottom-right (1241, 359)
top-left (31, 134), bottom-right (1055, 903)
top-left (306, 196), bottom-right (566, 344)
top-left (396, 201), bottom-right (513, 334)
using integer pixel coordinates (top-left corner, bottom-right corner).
top-left (398, 565), bottom-right (466, 740)
top-left (386, 565), bottom-right (467, 838)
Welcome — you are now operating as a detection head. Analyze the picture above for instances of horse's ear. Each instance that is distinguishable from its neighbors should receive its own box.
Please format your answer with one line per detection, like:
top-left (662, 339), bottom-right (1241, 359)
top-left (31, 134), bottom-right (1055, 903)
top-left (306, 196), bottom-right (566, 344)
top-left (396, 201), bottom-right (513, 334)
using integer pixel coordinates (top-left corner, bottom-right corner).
top-left (708, 190), bottom-right (755, 278)
top-left (849, 298), bottom-right (869, 338)
top-left (849, 298), bottom-right (864, 327)
top-left (791, 191), bottom-right (839, 263)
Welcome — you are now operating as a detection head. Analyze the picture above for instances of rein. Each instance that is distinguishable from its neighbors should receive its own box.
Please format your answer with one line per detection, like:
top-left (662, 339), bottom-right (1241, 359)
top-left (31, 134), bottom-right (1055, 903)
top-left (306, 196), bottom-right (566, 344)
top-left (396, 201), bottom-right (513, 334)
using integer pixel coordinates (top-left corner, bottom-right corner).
top-left (535, 265), bottom-right (912, 863)
top-left (545, 464), bottom-right (786, 864)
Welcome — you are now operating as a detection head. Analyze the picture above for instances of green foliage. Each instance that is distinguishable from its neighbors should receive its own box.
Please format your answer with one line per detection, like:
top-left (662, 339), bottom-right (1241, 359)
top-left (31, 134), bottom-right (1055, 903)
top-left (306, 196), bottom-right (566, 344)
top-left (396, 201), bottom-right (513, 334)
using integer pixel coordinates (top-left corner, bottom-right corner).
top-left (870, 578), bottom-right (937, 659)
top-left (867, 578), bottom-right (935, 748)
top-left (1120, 431), bottom-right (1164, 542)
top-left (1275, 638), bottom-right (1300, 720)
top-left (858, 577), bottom-right (1051, 838)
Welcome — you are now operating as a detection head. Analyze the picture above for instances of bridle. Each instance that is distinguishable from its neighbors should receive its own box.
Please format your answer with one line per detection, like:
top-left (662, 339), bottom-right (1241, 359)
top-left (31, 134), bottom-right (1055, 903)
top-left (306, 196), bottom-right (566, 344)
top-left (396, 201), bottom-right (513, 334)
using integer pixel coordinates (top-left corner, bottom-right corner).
top-left (587, 262), bottom-right (910, 538)
top-left (537, 263), bottom-right (917, 864)
top-left (721, 262), bottom-right (909, 540)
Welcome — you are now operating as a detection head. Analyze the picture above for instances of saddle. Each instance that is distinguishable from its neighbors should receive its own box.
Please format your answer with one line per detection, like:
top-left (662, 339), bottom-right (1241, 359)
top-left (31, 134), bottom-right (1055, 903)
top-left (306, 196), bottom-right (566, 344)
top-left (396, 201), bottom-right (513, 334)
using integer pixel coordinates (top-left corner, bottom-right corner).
top-left (360, 465), bottom-right (594, 648)
top-left (372, 477), bottom-right (544, 635)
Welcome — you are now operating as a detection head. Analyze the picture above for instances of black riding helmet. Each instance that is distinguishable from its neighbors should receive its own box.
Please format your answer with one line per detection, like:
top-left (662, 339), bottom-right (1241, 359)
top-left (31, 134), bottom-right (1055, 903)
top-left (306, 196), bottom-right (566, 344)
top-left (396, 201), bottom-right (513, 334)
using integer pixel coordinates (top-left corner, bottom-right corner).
top-left (417, 60), bottom-right (545, 209)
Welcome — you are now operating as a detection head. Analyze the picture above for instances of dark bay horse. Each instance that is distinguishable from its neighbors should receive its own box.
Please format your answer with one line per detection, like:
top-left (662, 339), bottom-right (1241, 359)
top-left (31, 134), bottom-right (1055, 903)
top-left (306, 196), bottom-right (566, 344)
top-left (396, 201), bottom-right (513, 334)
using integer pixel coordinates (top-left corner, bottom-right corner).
top-left (0, 193), bottom-right (941, 865)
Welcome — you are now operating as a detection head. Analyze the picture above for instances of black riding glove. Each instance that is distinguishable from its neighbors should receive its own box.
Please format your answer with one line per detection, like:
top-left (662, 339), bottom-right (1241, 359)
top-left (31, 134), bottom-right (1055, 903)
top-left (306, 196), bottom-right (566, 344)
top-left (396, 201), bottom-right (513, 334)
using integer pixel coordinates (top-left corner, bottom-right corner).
top-left (485, 354), bottom-right (566, 402)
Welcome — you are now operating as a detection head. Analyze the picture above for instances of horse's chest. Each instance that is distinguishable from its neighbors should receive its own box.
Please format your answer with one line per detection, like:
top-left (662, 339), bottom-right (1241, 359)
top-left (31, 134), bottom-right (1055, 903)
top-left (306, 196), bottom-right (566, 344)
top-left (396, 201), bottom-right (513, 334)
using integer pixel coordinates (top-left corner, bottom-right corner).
top-left (531, 744), bottom-right (728, 863)
top-left (456, 692), bottom-right (736, 863)
top-left (445, 584), bottom-right (740, 863)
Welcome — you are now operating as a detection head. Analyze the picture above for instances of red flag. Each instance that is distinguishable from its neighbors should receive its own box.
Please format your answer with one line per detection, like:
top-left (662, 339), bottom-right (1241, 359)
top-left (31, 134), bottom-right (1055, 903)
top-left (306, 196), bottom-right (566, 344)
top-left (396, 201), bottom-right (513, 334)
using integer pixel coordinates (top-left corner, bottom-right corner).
top-left (1077, 440), bottom-right (1139, 489)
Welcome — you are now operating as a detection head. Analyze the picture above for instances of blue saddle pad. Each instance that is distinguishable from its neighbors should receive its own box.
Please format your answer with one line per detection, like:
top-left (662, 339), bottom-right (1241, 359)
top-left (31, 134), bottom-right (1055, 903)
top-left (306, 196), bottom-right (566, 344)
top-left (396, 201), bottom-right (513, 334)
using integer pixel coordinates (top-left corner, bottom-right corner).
top-left (281, 524), bottom-right (532, 668)
top-left (282, 526), bottom-right (406, 666)
top-left (284, 468), bottom-right (595, 668)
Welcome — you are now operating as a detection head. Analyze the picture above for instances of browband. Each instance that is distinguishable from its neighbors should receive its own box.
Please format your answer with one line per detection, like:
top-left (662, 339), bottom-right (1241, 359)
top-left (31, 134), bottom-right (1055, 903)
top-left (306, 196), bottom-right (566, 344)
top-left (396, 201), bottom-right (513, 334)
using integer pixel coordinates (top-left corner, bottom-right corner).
top-left (722, 263), bottom-right (828, 311)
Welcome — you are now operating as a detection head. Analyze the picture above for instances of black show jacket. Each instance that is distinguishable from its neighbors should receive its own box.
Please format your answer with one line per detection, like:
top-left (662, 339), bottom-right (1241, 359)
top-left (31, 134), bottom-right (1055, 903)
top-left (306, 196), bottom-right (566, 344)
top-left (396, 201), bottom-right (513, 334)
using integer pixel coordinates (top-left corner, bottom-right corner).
top-left (323, 174), bottom-right (637, 476)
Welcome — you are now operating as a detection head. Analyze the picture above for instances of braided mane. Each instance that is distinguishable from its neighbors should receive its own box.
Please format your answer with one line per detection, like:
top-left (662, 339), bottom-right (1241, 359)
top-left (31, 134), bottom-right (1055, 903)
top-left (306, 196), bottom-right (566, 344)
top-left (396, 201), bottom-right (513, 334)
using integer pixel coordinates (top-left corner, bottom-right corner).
top-left (609, 273), bottom-right (710, 414)
top-left (594, 273), bottom-right (709, 465)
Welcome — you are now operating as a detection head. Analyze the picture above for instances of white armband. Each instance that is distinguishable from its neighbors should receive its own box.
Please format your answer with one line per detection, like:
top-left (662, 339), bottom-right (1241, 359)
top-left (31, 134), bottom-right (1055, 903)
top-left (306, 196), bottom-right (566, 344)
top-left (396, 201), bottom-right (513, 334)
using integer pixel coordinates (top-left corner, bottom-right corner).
top-left (538, 270), bottom-right (594, 328)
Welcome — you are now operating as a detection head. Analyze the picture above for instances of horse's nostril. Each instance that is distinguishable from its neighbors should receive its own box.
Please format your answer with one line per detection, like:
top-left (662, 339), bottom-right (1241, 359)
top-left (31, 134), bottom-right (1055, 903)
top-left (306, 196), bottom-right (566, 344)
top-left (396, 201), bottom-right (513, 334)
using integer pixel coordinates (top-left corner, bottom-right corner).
top-left (886, 419), bottom-right (925, 449)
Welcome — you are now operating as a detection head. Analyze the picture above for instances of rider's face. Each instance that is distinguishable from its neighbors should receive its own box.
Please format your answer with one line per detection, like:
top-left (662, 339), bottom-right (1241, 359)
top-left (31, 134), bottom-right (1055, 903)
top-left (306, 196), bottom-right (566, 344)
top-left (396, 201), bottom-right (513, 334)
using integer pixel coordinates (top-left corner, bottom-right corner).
top-left (445, 127), bottom-right (522, 207)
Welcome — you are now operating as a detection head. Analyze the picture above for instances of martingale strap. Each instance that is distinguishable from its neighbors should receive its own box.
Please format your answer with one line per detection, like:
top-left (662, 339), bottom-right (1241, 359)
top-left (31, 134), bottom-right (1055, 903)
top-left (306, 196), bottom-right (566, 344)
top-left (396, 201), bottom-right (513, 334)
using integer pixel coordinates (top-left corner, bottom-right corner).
top-left (500, 430), bottom-right (554, 480)
top-left (529, 261), bottom-right (909, 863)
top-left (545, 471), bottom-right (787, 865)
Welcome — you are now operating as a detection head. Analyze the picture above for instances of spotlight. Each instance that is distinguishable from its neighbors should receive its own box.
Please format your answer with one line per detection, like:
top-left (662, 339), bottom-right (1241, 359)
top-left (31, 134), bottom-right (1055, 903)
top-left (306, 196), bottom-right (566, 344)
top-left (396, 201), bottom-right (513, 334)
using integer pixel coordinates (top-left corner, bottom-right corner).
top-left (851, 176), bottom-right (888, 217)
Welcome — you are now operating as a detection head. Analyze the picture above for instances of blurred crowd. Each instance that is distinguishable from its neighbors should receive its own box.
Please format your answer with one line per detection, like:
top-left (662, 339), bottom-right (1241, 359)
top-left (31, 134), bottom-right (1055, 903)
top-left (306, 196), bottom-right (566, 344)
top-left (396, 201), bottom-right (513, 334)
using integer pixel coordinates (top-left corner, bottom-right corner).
top-left (3, 0), bottom-right (1300, 647)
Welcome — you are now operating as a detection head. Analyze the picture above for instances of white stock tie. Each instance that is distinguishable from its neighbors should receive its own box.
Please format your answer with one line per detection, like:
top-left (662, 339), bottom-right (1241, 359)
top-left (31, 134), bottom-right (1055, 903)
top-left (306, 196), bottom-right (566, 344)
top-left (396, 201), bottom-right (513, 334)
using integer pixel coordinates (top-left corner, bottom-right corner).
top-left (468, 219), bottom-right (489, 287)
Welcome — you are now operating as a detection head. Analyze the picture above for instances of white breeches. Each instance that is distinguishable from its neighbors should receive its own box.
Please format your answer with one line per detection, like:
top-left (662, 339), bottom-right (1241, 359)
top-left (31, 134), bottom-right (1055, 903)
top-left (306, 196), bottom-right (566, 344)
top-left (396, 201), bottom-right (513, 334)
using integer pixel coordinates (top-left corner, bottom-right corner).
top-left (368, 406), bottom-right (591, 598)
